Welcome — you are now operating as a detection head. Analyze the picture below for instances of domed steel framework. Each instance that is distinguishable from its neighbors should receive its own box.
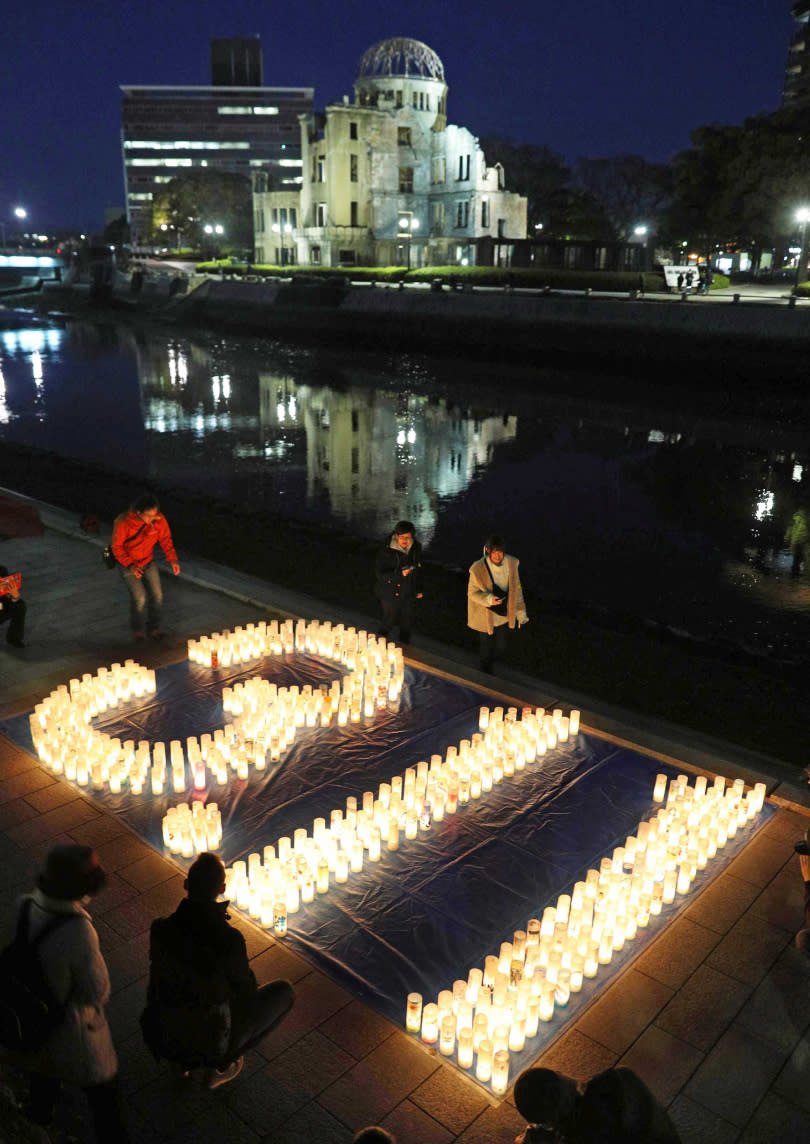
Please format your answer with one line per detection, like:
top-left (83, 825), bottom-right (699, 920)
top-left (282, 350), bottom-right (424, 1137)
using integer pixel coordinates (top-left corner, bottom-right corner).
top-left (356, 38), bottom-right (445, 82)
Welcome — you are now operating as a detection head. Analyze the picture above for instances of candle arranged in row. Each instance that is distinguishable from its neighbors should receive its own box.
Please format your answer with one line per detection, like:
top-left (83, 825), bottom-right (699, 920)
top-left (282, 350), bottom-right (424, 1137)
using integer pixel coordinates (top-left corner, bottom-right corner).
top-left (162, 801), bottom-right (223, 856)
top-left (407, 772), bottom-right (767, 1094)
top-left (216, 704), bottom-right (581, 915)
top-left (27, 620), bottom-right (404, 798)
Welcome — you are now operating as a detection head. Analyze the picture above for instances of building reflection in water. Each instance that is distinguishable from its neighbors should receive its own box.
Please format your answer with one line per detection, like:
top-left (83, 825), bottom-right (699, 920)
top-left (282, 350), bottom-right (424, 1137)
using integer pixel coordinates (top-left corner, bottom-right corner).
top-left (259, 374), bottom-right (517, 545)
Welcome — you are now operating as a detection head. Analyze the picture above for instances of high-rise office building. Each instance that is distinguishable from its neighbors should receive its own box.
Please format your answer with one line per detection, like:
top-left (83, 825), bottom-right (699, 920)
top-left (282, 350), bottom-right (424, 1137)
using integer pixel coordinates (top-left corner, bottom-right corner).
top-left (121, 37), bottom-right (312, 245)
top-left (784, 3), bottom-right (810, 106)
top-left (211, 37), bottom-right (264, 87)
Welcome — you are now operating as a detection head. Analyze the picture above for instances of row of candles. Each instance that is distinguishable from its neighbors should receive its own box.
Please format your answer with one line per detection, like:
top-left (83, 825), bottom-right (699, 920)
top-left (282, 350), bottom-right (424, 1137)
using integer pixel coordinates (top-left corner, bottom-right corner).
top-left (404, 772), bottom-right (766, 1094)
top-left (27, 621), bottom-right (404, 797)
top-left (205, 703), bottom-right (582, 929)
top-left (188, 617), bottom-right (402, 675)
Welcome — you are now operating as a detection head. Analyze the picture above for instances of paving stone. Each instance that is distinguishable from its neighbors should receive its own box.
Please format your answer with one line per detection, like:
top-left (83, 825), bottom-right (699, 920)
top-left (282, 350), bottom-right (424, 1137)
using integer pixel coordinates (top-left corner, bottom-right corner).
top-left (0, 738), bottom-right (39, 779)
top-left (363, 1028), bottom-right (439, 1092)
top-left (573, 969), bottom-right (674, 1054)
top-left (261, 1099), bottom-right (353, 1144)
top-left (255, 969), bottom-right (354, 1061)
top-left (761, 808), bottom-right (810, 845)
top-left (22, 780), bottom-right (81, 813)
top-left (454, 1099), bottom-right (526, 1144)
top-left (7, 797), bottom-right (99, 846)
top-left (684, 872), bottom-right (760, 934)
top-left (410, 1061), bottom-right (491, 1135)
top-left (248, 938), bottom-right (311, 984)
top-left (104, 928), bottom-right (152, 993)
top-left (733, 948), bottom-right (810, 1054)
top-left (655, 963), bottom-right (751, 1052)
top-left (633, 914), bottom-right (721, 989)
top-left (617, 1023), bottom-right (704, 1106)
top-left (68, 813), bottom-right (130, 846)
top-left (117, 1028), bottom-right (164, 1094)
top-left (0, 766), bottom-right (54, 804)
top-left (746, 861), bottom-right (806, 932)
top-left (228, 911), bottom-right (275, 961)
top-left (252, 1029), bottom-right (356, 1103)
top-left (105, 975), bottom-right (149, 1041)
top-left (706, 910), bottom-right (792, 985)
top-left (187, 1101), bottom-right (261, 1144)
top-left (129, 1070), bottom-right (211, 1138)
top-left (667, 1093), bottom-right (739, 1144)
top-left (772, 1031), bottom-right (810, 1112)
top-left (381, 1098), bottom-right (454, 1144)
top-left (683, 1025), bottom-right (787, 1127)
top-left (724, 832), bottom-right (793, 888)
top-left (117, 851), bottom-right (179, 892)
top-left (536, 1028), bottom-right (618, 1082)
top-left (0, 795), bottom-right (40, 829)
top-left (317, 1060), bottom-right (399, 1132)
top-left (94, 831), bottom-right (156, 871)
top-left (737, 1090), bottom-right (810, 1144)
top-left (320, 998), bottom-right (398, 1059)
top-left (86, 869), bottom-right (142, 917)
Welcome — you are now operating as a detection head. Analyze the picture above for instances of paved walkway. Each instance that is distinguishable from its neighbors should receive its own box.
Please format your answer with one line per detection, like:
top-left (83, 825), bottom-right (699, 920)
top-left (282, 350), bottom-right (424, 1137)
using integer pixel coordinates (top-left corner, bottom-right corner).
top-left (1, 500), bottom-right (810, 1144)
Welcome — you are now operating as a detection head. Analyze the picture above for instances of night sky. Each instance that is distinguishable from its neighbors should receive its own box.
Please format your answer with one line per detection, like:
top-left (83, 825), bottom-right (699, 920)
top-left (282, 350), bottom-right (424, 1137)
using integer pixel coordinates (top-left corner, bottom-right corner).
top-left (1, 0), bottom-right (791, 232)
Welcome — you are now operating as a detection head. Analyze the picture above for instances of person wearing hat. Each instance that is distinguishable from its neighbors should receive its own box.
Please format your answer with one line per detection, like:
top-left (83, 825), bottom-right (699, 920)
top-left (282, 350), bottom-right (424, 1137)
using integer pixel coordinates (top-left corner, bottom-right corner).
top-left (13, 844), bottom-right (130, 1141)
top-left (468, 534), bottom-right (528, 673)
top-left (794, 828), bottom-right (810, 956)
top-left (374, 520), bottom-right (423, 645)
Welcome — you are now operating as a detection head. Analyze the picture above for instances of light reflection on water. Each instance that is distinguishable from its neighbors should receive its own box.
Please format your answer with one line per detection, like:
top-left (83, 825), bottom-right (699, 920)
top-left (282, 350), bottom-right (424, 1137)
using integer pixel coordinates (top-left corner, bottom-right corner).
top-left (1, 318), bottom-right (809, 659)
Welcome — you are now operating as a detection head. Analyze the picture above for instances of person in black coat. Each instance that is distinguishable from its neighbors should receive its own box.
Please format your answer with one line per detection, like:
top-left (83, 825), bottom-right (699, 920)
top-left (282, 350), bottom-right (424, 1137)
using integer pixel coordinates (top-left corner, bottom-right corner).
top-left (374, 520), bottom-right (423, 644)
top-left (0, 563), bottom-right (26, 647)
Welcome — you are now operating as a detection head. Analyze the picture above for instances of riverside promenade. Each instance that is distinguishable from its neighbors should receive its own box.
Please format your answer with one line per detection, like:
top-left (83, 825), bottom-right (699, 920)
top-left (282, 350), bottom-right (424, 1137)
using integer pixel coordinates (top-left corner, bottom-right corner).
top-left (1, 494), bottom-right (810, 1144)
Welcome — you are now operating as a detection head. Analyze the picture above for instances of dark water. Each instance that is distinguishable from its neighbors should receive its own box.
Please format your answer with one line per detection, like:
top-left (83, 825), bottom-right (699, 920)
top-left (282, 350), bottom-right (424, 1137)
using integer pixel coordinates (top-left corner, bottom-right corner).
top-left (2, 318), bottom-right (809, 661)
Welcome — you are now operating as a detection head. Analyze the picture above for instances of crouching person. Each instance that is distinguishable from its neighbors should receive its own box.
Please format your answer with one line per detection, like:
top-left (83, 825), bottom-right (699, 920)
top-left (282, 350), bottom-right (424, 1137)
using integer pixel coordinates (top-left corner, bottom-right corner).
top-left (140, 852), bottom-right (294, 1088)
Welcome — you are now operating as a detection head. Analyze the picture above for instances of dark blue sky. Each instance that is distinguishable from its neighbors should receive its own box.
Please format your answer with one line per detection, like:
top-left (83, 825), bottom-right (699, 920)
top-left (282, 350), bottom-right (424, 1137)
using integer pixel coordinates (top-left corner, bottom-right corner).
top-left (0, 0), bottom-right (791, 232)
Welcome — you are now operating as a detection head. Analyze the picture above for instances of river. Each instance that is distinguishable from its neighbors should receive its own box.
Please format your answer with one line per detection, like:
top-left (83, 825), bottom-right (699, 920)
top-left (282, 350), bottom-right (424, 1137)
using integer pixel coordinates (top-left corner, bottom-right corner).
top-left (1, 316), bottom-right (809, 664)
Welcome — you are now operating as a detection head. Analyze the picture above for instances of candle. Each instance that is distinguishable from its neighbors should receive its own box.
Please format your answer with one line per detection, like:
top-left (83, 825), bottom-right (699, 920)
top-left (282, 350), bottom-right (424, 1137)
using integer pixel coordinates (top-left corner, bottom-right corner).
top-left (406, 993), bottom-right (422, 1033)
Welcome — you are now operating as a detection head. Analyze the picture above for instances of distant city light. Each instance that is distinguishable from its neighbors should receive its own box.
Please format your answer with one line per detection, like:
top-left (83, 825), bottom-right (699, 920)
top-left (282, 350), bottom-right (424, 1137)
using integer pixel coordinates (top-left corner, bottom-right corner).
top-left (754, 491), bottom-right (774, 521)
top-left (793, 463), bottom-right (804, 482)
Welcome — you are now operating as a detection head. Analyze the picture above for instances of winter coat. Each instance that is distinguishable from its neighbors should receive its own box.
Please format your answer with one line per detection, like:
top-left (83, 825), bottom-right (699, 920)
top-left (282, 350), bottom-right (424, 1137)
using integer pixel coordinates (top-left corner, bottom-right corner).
top-left (374, 535), bottom-right (423, 606)
top-left (141, 898), bottom-right (257, 1067)
top-left (9, 890), bottom-right (118, 1086)
top-left (111, 510), bottom-right (177, 571)
top-left (468, 554), bottom-right (527, 634)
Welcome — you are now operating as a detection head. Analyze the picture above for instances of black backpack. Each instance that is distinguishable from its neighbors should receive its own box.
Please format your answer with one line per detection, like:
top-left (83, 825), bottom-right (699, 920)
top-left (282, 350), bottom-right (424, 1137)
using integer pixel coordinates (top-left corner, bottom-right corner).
top-left (0, 898), bottom-right (79, 1052)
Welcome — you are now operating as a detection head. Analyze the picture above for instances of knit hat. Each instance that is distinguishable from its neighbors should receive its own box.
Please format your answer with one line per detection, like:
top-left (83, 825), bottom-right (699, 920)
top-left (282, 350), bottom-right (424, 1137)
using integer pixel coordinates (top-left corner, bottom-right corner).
top-left (38, 844), bottom-right (106, 900)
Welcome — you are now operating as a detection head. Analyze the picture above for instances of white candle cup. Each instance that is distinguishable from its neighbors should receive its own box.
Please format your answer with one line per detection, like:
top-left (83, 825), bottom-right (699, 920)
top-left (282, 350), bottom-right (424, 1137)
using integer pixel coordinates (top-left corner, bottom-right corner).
top-left (406, 992), bottom-right (423, 1033)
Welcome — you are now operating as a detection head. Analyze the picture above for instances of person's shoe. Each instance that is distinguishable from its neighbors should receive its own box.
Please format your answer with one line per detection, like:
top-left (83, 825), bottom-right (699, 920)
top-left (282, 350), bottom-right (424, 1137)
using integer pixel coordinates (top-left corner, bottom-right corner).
top-left (149, 628), bottom-right (165, 641)
top-left (794, 827), bottom-right (810, 855)
top-left (203, 1056), bottom-right (243, 1089)
top-left (134, 630), bottom-right (146, 642)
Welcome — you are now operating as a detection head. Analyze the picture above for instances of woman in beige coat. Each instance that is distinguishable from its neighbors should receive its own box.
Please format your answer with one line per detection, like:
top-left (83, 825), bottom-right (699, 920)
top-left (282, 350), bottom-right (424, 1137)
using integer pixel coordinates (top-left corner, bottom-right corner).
top-left (468, 534), bottom-right (528, 672)
top-left (12, 844), bottom-right (129, 1141)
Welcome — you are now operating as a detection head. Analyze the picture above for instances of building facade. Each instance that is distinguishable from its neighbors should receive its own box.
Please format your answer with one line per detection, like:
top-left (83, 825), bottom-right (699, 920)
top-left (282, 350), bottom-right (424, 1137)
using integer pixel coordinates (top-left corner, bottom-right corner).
top-left (252, 37), bottom-right (527, 268)
top-left (121, 38), bottom-right (312, 245)
top-left (784, 3), bottom-right (810, 106)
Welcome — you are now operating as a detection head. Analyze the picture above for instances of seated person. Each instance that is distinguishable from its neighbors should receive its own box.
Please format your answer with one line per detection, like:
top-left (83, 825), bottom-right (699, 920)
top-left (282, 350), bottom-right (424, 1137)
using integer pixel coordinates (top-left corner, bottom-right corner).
top-left (140, 852), bottom-right (294, 1088)
top-left (514, 1067), bottom-right (580, 1142)
top-left (0, 564), bottom-right (26, 647)
top-left (574, 1067), bottom-right (681, 1144)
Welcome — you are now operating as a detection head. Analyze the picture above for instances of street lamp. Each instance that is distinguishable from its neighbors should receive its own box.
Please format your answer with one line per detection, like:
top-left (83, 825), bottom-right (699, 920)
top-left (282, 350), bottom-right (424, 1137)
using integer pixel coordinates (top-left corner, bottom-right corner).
top-left (1, 206), bottom-right (27, 250)
top-left (633, 224), bottom-right (649, 271)
top-left (795, 207), bottom-right (810, 292)
top-left (398, 213), bottom-right (419, 269)
top-left (271, 221), bottom-right (294, 266)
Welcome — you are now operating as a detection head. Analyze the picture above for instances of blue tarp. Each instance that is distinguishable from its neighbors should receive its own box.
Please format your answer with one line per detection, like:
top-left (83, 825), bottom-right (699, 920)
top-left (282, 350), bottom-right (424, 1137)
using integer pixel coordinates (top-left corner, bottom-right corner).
top-left (1, 653), bottom-right (772, 1085)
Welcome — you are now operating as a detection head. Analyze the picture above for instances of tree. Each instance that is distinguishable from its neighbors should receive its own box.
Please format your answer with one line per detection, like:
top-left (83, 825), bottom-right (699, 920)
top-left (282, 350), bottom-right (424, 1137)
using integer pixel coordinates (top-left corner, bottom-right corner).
top-left (479, 136), bottom-right (581, 237)
top-left (151, 170), bottom-right (253, 250)
top-left (571, 155), bottom-right (672, 242)
top-left (665, 106), bottom-right (810, 271)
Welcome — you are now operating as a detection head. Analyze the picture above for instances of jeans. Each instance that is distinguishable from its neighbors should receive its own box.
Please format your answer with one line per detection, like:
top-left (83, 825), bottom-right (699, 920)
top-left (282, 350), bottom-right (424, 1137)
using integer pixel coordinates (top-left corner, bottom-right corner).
top-left (121, 561), bottom-right (162, 632)
top-left (478, 623), bottom-right (508, 672)
top-left (378, 596), bottom-right (416, 642)
top-left (0, 595), bottom-right (26, 643)
top-left (227, 980), bottom-right (295, 1063)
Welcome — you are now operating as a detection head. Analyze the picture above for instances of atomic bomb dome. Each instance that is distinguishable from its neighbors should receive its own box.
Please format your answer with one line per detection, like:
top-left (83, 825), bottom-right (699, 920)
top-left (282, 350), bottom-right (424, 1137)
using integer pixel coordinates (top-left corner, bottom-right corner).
top-left (252, 34), bottom-right (527, 270)
top-left (356, 38), bottom-right (445, 82)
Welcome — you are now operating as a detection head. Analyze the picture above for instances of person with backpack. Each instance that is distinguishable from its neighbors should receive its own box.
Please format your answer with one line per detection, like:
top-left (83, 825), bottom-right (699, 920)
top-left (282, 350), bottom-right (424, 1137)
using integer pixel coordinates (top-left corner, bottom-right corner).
top-left (2, 844), bottom-right (130, 1141)
top-left (467, 534), bottom-right (528, 673)
top-left (140, 852), bottom-right (294, 1088)
top-left (111, 492), bottom-right (180, 641)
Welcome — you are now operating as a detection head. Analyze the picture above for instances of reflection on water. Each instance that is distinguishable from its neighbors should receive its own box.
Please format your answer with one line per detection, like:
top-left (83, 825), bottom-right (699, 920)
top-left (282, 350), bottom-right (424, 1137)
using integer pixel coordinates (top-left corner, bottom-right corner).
top-left (1, 318), bottom-right (809, 659)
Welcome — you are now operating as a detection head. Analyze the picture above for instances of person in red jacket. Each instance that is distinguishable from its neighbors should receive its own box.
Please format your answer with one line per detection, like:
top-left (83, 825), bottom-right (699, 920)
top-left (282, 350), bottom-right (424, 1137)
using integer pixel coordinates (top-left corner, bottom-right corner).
top-left (111, 494), bottom-right (180, 641)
